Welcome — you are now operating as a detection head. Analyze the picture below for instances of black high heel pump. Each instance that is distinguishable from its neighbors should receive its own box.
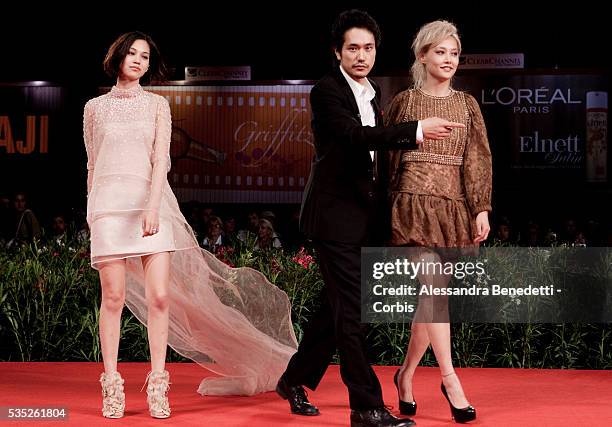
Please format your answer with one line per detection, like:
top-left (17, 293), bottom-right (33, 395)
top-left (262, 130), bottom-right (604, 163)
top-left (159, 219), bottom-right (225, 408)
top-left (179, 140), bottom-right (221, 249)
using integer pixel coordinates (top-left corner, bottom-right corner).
top-left (440, 381), bottom-right (476, 423)
top-left (393, 369), bottom-right (417, 416)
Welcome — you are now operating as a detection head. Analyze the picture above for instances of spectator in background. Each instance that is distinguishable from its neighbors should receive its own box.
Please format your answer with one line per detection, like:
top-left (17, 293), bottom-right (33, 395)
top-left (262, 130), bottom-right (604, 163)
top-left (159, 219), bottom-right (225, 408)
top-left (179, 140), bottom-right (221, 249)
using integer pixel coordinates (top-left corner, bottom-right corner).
top-left (247, 210), bottom-right (260, 232)
top-left (51, 214), bottom-right (68, 244)
top-left (199, 206), bottom-right (214, 236)
top-left (0, 194), bottom-right (10, 246)
top-left (543, 227), bottom-right (559, 246)
top-left (559, 217), bottom-right (579, 246)
top-left (519, 219), bottom-right (542, 247)
top-left (254, 218), bottom-right (282, 250)
top-left (260, 210), bottom-right (282, 242)
top-left (238, 210), bottom-right (260, 243)
top-left (492, 216), bottom-right (514, 246)
top-left (573, 231), bottom-right (587, 247)
top-left (260, 210), bottom-right (277, 226)
top-left (201, 215), bottom-right (224, 254)
top-left (222, 215), bottom-right (239, 247)
top-left (7, 191), bottom-right (41, 247)
top-left (75, 209), bottom-right (91, 244)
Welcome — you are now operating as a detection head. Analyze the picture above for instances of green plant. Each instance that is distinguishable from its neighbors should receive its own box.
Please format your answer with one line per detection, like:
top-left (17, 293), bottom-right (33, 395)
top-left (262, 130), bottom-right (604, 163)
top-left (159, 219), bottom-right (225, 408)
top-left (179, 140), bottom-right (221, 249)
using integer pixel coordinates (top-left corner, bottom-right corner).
top-left (1, 240), bottom-right (610, 370)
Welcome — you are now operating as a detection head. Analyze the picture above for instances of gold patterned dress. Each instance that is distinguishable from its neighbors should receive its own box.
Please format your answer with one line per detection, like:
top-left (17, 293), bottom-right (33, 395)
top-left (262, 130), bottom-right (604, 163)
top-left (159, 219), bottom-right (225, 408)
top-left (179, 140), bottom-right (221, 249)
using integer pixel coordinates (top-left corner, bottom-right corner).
top-left (385, 88), bottom-right (492, 247)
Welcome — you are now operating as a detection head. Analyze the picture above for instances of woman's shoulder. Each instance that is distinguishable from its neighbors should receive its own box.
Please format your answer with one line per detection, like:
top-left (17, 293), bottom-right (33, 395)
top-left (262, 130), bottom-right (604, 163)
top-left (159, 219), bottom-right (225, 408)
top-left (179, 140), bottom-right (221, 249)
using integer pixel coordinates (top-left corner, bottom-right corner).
top-left (84, 94), bottom-right (107, 111)
top-left (456, 91), bottom-right (478, 107)
top-left (384, 89), bottom-right (415, 124)
top-left (457, 89), bottom-right (474, 100)
top-left (457, 91), bottom-right (483, 117)
top-left (144, 90), bottom-right (169, 105)
top-left (391, 88), bottom-right (414, 103)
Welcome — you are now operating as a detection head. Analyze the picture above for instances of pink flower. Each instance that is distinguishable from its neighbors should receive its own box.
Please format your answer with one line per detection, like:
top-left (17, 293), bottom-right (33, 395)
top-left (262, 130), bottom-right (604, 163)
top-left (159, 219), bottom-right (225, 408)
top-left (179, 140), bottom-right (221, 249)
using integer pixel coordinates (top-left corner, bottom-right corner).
top-left (292, 247), bottom-right (315, 269)
top-left (214, 246), bottom-right (236, 268)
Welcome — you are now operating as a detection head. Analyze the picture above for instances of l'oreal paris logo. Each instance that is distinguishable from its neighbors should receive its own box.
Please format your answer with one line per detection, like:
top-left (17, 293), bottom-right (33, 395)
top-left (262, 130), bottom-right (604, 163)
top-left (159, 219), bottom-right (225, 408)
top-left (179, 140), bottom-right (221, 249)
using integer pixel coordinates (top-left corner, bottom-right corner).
top-left (481, 87), bottom-right (582, 106)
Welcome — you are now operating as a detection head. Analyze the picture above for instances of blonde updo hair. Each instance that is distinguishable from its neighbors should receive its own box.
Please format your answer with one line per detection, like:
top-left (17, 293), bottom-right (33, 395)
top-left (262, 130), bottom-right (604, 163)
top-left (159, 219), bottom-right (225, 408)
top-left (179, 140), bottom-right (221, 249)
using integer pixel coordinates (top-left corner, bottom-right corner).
top-left (410, 20), bottom-right (461, 89)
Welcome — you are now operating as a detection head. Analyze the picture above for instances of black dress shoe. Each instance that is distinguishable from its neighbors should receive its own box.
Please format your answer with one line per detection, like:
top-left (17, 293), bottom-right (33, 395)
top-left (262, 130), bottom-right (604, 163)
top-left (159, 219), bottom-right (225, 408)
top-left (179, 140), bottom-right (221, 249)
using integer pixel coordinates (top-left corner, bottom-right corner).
top-left (350, 407), bottom-right (416, 427)
top-left (441, 383), bottom-right (476, 423)
top-left (275, 377), bottom-right (320, 416)
top-left (393, 369), bottom-right (417, 416)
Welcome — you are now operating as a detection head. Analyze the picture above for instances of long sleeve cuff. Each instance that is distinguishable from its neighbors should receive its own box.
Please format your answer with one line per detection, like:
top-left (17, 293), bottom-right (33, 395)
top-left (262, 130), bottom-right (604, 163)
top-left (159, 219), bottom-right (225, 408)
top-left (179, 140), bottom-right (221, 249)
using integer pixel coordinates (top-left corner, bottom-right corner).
top-left (471, 203), bottom-right (492, 216)
top-left (416, 120), bottom-right (424, 142)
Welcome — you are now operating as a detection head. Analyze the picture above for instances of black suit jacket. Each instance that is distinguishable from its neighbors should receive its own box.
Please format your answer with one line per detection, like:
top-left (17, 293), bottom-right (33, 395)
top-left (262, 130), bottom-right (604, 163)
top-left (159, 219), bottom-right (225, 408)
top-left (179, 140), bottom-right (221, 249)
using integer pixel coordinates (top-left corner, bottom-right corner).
top-left (299, 67), bottom-right (418, 244)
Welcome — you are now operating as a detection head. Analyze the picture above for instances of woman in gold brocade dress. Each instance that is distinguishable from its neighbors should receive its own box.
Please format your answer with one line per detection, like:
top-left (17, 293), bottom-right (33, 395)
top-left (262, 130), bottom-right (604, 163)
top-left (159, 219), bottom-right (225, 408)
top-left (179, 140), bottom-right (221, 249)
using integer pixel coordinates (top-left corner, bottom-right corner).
top-left (385, 21), bottom-right (492, 423)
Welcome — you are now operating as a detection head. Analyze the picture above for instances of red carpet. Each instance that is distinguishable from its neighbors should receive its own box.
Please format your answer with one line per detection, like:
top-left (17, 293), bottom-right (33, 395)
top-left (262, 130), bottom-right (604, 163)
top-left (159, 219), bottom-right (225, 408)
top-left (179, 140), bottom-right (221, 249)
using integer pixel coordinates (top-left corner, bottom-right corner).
top-left (0, 362), bottom-right (610, 426)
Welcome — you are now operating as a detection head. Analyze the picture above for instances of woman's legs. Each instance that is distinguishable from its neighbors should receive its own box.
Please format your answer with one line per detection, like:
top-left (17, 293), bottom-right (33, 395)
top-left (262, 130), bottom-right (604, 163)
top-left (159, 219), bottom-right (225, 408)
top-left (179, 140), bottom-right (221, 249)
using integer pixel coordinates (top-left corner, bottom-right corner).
top-left (397, 250), bottom-right (442, 401)
top-left (98, 259), bottom-right (127, 373)
top-left (427, 323), bottom-right (471, 408)
top-left (141, 252), bottom-right (171, 372)
top-left (398, 250), bottom-right (471, 408)
top-left (397, 321), bottom-right (429, 401)
top-left (141, 252), bottom-right (172, 418)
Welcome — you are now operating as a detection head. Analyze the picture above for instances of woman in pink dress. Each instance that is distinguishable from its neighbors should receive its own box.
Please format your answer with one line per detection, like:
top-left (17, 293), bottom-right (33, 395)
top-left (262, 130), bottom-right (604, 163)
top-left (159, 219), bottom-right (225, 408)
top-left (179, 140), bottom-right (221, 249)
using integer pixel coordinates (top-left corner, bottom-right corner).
top-left (84, 31), bottom-right (297, 419)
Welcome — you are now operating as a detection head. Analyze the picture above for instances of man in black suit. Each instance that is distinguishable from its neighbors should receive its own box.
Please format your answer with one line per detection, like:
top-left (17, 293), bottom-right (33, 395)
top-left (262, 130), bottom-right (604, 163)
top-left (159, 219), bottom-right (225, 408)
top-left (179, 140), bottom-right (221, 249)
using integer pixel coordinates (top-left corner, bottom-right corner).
top-left (276, 9), bottom-right (465, 427)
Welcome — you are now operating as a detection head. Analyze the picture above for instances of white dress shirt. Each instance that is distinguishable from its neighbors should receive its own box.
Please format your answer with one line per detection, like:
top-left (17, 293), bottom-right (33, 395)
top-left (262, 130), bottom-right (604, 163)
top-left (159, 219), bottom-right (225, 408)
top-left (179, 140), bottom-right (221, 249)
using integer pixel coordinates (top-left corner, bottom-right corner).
top-left (339, 65), bottom-right (377, 160)
top-left (338, 65), bottom-right (423, 161)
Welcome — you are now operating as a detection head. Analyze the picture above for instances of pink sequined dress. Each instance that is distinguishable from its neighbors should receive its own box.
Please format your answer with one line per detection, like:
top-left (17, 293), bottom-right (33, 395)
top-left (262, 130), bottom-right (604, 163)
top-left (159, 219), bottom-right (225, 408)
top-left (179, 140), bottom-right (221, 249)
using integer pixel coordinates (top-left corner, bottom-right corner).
top-left (83, 84), bottom-right (297, 395)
